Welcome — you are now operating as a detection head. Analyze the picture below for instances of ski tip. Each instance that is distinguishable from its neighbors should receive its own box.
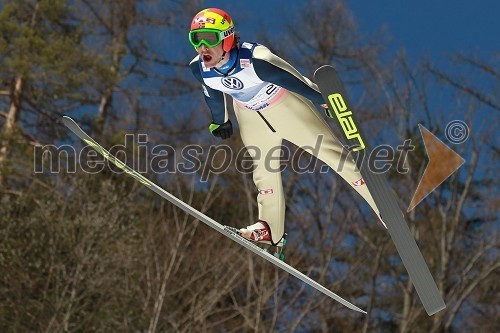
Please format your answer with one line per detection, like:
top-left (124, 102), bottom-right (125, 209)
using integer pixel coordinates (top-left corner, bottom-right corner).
top-left (61, 115), bottom-right (74, 127)
top-left (314, 64), bottom-right (336, 76)
top-left (314, 65), bottom-right (328, 75)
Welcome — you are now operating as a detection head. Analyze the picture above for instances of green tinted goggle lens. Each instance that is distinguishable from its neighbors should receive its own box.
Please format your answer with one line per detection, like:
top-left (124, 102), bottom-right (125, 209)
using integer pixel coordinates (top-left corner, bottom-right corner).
top-left (189, 30), bottom-right (222, 48)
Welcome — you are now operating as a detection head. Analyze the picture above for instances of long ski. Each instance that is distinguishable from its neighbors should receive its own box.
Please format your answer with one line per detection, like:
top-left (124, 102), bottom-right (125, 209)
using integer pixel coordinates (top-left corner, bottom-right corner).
top-left (314, 65), bottom-right (446, 315)
top-left (62, 115), bottom-right (366, 314)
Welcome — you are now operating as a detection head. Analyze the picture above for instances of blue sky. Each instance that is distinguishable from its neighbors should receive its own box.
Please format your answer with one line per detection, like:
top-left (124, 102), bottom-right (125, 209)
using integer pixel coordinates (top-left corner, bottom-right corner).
top-left (198, 0), bottom-right (499, 61)
top-left (189, 0), bottom-right (498, 210)
top-left (348, 0), bottom-right (499, 56)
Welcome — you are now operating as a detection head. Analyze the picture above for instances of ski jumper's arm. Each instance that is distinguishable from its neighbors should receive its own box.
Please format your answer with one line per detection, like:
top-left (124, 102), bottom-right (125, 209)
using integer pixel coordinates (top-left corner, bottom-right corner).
top-left (189, 56), bottom-right (228, 124)
top-left (252, 45), bottom-right (324, 105)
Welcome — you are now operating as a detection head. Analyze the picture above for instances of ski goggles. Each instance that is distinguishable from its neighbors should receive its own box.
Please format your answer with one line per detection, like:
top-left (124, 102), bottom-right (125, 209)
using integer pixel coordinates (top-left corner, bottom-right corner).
top-left (189, 27), bottom-right (234, 48)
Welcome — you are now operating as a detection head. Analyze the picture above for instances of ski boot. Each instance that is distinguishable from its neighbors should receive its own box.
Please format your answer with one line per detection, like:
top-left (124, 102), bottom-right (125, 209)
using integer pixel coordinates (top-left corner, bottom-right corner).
top-left (227, 221), bottom-right (287, 261)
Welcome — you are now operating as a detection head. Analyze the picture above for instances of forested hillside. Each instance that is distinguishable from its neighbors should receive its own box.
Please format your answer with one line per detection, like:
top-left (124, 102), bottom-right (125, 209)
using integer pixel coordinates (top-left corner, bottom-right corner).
top-left (0, 1), bottom-right (498, 332)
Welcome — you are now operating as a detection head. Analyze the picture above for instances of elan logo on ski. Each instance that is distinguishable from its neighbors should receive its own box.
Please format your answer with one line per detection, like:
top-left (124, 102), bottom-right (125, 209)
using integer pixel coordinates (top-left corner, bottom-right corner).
top-left (327, 93), bottom-right (365, 152)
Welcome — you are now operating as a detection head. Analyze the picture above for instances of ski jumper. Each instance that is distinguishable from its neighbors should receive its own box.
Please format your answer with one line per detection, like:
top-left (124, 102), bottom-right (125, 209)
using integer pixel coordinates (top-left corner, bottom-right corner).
top-left (190, 42), bottom-right (382, 244)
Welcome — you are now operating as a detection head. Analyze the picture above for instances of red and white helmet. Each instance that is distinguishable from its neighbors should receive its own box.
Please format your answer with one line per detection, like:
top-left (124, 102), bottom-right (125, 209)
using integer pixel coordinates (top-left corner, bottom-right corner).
top-left (189, 8), bottom-right (235, 52)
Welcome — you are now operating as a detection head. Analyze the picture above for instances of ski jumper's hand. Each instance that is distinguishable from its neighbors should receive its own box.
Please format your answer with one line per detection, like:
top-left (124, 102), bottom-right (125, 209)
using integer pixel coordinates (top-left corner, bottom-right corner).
top-left (321, 103), bottom-right (334, 118)
top-left (209, 119), bottom-right (233, 139)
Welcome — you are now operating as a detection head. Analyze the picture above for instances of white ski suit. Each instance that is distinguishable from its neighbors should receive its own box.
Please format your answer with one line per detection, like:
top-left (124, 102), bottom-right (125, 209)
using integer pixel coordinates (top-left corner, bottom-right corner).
top-left (190, 42), bottom-right (381, 244)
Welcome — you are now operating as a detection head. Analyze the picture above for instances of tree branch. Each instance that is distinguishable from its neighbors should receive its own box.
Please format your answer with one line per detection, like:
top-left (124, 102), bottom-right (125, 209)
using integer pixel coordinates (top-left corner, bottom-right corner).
top-left (426, 65), bottom-right (500, 111)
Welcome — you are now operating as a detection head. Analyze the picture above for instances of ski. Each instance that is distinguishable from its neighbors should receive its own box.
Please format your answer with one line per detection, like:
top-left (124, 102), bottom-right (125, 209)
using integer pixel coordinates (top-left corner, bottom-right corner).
top-left (61, 115), bottom-right (366, 314)
top-left (314, 65), bottom-right (446, 315)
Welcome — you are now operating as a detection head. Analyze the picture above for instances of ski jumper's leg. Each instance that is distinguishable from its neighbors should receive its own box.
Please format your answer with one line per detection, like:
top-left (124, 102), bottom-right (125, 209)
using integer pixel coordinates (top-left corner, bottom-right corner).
top-left (233, 101), bottom-right (286, 244)
top-left (263, 91), bottom-right (383, 222)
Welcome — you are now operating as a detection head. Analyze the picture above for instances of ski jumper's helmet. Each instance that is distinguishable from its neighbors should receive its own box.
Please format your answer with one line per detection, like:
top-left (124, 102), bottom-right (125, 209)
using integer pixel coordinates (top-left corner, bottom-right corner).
top-left (189, 8), bottom-right (235, 53)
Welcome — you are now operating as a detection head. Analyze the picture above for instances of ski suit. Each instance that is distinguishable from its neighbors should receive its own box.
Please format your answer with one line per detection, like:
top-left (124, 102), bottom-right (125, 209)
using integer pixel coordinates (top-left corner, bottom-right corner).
top-left (190, 42), bottom-right (381, 244)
